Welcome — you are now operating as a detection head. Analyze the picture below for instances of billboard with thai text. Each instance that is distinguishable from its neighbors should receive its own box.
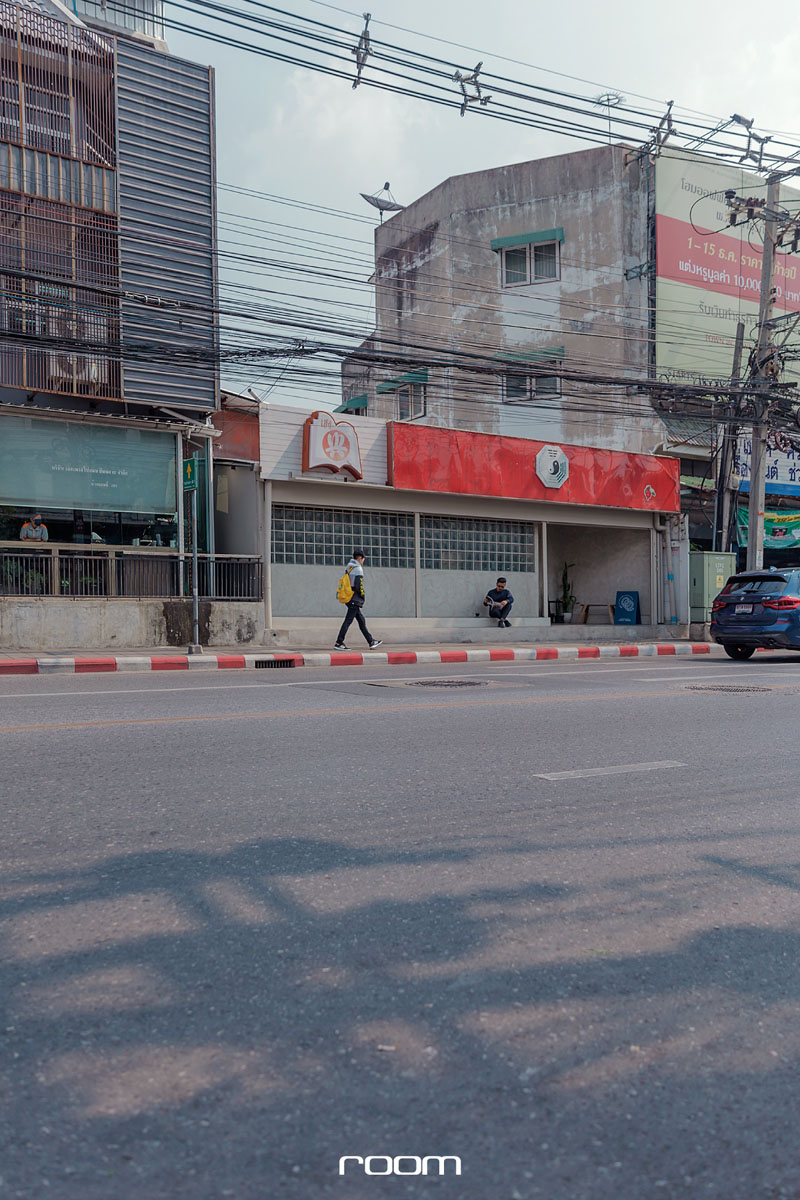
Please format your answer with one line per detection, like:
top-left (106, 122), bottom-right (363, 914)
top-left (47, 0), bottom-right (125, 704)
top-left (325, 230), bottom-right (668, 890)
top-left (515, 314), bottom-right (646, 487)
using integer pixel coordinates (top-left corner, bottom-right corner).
top-left (655, 150), bottom-right (800, 385)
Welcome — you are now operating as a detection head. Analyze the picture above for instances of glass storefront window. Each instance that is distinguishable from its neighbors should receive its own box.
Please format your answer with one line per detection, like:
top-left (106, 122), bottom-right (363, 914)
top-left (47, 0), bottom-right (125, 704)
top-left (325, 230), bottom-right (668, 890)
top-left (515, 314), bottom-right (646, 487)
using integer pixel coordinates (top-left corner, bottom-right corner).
top-left (0, 506), bottom-right (180, 547)
top-left (0, 415), bottom-right (177, 514)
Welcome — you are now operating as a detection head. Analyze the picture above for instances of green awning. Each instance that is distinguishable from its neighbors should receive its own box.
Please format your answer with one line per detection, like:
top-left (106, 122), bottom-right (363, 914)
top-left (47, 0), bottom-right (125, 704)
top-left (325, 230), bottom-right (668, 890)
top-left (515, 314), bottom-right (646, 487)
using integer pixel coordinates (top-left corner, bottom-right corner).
top-left (495, 346), bottom-right (565, 364)
top-left (490, 227), bottom-right (565, 252)
top-left (376, 370), bottom-right (428, 394)
top-left (334, 393), bottom-right (368, 412)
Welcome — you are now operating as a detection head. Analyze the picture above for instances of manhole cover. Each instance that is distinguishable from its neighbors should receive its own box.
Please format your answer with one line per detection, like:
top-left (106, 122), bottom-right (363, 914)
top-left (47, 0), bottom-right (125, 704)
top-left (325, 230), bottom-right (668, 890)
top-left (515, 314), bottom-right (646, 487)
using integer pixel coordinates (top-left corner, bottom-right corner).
top-left (408, 679), bottom-right (488, 688)
top-left (686, 685), bottom-right (771, 693)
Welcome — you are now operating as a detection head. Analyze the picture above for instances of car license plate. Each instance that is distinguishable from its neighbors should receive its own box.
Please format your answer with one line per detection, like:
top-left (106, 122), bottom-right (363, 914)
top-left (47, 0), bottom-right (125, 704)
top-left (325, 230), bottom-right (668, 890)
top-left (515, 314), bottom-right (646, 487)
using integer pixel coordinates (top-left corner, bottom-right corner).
top-left (735, 603), bottom-right (753, 614)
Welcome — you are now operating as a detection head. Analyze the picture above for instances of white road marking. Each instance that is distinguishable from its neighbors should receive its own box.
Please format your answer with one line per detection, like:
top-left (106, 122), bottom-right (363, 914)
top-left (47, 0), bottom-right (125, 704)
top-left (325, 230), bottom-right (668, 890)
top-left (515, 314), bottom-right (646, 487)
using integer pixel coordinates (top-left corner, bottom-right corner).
top-left (535, 760), bottom-right (686, 781)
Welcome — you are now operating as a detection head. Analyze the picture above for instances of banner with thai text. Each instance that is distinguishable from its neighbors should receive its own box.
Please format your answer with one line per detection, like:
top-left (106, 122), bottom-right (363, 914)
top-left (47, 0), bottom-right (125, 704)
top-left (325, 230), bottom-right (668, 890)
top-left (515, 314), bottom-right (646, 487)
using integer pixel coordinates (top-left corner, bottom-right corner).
top-left (736, 507), bottom-right (800, 548)
top-left (655, 150), bottom-right (800, 386)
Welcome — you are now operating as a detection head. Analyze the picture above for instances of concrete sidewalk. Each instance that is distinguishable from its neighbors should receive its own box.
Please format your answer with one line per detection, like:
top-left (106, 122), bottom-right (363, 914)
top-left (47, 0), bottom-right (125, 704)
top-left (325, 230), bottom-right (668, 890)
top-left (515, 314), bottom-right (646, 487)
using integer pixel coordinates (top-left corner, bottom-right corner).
top-left (0, 640), bottom-right (727, 674)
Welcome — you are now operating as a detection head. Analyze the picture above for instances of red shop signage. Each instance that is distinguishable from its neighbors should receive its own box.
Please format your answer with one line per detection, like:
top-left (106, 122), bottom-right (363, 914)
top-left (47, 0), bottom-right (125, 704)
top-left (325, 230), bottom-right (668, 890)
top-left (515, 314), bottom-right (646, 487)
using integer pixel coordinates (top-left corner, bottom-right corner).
top-left (387, 423), bottom-right (680, 513)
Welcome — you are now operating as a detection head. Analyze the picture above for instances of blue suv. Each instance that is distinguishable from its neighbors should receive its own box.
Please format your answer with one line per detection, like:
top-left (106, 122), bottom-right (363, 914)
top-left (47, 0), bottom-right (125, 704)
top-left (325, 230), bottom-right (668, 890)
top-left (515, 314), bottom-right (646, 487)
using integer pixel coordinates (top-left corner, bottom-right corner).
top-left (711, 568), bottom-right (800, 659)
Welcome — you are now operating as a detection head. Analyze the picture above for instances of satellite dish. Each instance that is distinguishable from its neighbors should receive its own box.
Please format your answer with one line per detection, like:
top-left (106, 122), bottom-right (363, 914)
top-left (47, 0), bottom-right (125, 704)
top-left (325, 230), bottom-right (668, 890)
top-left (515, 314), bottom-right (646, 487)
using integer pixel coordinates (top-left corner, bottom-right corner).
top-left (360, 181), bottom-right (405, 220)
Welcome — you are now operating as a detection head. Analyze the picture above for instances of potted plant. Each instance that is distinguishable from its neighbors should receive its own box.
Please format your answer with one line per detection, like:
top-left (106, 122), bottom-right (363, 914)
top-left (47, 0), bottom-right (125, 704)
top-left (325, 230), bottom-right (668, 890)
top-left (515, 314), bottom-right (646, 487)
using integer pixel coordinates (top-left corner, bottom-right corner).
top-left (558, 561), bottom-right (577, 623)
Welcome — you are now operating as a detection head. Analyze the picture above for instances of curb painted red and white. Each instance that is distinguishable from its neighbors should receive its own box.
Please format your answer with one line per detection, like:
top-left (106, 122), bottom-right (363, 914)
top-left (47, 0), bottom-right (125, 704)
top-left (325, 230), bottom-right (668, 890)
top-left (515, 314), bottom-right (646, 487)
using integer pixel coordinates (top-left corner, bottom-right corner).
top-left (0, 643), bottom-right (716, 676)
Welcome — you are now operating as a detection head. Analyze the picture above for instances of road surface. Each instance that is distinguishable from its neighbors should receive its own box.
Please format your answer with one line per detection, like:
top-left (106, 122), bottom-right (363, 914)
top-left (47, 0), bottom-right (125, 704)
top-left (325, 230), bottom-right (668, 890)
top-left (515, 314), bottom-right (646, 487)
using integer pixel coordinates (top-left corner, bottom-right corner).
top-left (2, 653), bottom-right (800, 1199)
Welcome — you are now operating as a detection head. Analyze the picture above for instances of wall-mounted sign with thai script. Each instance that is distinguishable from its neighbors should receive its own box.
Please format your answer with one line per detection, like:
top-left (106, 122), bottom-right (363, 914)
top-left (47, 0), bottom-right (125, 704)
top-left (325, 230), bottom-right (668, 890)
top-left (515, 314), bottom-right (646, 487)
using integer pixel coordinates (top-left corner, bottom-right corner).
top-left (733, 433), bottom-right (800, 497)
top-left (655, 149), bottom-right (800, 387)
top-left (302, 411), bottom-right (363, 480)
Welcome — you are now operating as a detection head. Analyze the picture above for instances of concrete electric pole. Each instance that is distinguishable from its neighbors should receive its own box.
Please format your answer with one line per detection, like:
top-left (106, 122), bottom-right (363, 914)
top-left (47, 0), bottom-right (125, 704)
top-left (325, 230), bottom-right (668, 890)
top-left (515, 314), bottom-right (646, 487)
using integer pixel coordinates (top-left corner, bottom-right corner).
top-left (745, 173), bottom-right (781, 571)
top-left (714, 321), bottom-right (745, 553)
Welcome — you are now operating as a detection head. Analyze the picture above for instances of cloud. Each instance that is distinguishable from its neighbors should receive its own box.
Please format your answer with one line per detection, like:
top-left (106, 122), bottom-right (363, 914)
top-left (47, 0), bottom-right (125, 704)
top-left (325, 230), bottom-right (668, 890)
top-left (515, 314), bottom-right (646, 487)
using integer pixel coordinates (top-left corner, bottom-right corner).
top-left (247, 69), bottom-right (435, 204)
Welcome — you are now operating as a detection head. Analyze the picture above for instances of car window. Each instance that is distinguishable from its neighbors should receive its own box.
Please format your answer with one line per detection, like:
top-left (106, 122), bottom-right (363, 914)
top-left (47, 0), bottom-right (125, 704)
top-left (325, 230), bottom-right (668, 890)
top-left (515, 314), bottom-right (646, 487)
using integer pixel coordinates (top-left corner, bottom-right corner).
top-left (720, 575), bottom-right (788, 596)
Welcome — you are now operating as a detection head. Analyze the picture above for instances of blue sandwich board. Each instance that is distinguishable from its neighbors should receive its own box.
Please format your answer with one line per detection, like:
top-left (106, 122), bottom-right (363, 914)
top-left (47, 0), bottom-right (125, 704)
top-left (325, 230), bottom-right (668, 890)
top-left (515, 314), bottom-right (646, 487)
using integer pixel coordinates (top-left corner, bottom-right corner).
top-left (614, 591), bottom-right (640, 624)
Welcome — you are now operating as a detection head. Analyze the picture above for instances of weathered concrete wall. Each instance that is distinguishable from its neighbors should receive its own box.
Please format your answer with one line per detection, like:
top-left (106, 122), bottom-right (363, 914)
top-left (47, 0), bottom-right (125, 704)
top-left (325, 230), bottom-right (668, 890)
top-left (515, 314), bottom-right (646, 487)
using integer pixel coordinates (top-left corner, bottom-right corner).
top-left (0, 599), bottom-right (263, 649)
top-left (419, 570), bottom-right (539, 617)
top-left (547, 525), bottom-right (652, 623)
top-left (271, 565), bottom-right (539, 620)
top-left (345, 144), bottom-right (661, 454)
top-left (271, 565), bottom-right (415, 618)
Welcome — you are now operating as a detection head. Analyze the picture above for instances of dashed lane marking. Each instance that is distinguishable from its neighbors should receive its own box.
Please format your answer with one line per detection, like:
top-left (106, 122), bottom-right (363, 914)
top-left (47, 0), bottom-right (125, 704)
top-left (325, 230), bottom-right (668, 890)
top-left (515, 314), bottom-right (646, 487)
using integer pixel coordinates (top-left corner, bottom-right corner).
top-left (534, 761), bottom-right (686, 781)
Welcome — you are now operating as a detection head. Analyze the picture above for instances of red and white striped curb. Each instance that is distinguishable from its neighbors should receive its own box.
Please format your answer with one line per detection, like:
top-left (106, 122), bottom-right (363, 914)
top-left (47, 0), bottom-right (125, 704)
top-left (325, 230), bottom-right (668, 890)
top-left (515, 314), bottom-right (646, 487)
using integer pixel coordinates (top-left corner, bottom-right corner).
top-left (0, 643), bottom-right (717, 675)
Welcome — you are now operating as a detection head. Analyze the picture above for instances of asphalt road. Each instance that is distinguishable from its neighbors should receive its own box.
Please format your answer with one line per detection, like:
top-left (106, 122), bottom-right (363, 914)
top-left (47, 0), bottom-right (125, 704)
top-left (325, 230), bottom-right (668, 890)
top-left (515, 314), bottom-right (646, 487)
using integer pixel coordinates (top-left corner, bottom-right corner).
top-left (2, 654), bottom-right (800, 1200)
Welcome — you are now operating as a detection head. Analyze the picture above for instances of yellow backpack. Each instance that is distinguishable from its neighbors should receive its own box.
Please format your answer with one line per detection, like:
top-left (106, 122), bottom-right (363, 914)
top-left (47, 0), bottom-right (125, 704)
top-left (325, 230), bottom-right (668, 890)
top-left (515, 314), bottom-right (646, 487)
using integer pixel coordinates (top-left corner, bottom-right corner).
top-left (336, 568), bottom-right (354, 604)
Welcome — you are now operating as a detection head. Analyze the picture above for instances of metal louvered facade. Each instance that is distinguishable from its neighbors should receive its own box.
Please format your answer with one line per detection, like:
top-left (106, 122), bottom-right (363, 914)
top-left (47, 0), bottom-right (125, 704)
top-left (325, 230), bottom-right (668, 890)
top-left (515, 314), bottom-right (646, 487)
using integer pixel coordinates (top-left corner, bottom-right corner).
top-left (115, 40), bottom-right (218, 413)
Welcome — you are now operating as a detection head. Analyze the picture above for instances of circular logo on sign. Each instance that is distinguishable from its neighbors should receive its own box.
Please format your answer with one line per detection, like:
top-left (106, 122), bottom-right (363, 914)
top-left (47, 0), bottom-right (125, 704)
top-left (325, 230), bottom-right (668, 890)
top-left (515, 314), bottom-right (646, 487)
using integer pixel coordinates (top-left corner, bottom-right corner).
top-left (322, 429), bottom-right (351, 462)
top-left (620, 594), bottom-right (635, 612)
top-left (644, 484), bottom-right (656, 502)
top-left (536, 445), bottom-right (569, 489)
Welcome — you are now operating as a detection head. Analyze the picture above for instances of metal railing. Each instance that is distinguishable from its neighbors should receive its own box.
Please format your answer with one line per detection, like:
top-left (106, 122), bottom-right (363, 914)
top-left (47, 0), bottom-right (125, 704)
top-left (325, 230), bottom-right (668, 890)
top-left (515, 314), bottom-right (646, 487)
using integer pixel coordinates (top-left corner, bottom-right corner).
top-left (0, 549), bottom-right (54, 595)
top-left (0, 543), bottom-right (262, 600)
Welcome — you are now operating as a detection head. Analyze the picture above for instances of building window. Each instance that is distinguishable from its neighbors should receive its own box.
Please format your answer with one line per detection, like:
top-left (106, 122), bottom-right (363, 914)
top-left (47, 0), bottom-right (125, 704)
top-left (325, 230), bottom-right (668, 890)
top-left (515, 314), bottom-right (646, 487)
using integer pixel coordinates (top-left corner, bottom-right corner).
top-left (397, 383), bottom-right (426, 421)
top-left (420, 516), bottom-right (536, 573)
top-left (0, 16), bottom-right (116, 166)
top-left (0, 144), bottom-right (116, 212)
top-left (503, 247), bottom-right (527, 286)
top-left (272, 505), bottom-right (415, 569)
top-left (502, 363), bottom-right (562, 403)
top-left (24, 89), bottom-right (71, 157)
top-left (74, 0), bottom-right (166, 41)
top-left (0, 191), bottom-right (120, 397)
top-left (502, 240), bottom-right (560, 286)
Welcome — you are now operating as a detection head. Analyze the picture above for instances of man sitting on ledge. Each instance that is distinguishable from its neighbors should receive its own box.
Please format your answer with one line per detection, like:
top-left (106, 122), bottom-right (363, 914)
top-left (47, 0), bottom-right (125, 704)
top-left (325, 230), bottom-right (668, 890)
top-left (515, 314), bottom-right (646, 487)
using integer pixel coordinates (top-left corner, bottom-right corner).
top-left (483, 577), bottom-right (514, 627)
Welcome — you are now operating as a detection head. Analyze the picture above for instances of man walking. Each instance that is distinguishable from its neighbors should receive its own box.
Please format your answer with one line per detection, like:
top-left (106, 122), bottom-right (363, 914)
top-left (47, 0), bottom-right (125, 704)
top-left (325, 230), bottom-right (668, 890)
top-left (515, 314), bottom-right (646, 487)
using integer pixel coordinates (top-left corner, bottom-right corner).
top-left (483, 576), bottom-right (514, 627)
top-left (334, 551), bottom-right (383, 650)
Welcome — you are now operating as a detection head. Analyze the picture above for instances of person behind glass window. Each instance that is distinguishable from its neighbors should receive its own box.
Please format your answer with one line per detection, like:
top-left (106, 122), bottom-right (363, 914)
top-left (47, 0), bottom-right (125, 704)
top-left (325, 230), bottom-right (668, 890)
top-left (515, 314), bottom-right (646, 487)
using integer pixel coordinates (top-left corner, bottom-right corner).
top-left (20, 513), bottom-right (48, 542)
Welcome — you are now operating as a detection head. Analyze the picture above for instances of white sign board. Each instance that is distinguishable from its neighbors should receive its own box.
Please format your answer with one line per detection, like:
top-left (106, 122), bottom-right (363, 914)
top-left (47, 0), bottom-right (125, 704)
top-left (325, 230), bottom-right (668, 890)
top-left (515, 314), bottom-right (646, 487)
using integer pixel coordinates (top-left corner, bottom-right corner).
top-left (733, 434), bottom-right (800, 497)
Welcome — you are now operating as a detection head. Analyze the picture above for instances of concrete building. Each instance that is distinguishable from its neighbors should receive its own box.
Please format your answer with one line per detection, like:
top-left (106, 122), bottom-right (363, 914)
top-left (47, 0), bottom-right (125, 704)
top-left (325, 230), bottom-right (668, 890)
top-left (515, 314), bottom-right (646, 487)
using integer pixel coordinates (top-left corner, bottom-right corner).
top-left (341, 144), bottom-right (664, 456)
top-left (251, 405), bottom-right (688, 647)
top-left (0, 0), bottom-right (251, 648)
top-left (342, 143), bottom-right (800, 557)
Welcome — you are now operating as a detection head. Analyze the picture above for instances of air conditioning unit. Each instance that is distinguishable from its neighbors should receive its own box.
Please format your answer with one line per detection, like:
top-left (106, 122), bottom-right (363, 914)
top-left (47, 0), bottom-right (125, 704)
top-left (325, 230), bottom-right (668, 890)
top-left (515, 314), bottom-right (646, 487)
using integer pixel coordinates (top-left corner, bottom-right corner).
top-left (76, 358), bottom-right (109, 385)
top-left (46, 307), bottom-right (75, 388)
top-left (46, 310), bottom-right (72, 341)
top-left (47, 353), bottom-right (74, 383)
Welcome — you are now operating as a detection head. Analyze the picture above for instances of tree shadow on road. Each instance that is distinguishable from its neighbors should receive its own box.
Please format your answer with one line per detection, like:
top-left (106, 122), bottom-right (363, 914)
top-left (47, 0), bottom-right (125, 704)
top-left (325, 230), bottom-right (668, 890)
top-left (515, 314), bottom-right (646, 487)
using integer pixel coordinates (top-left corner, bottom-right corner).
top-left (2, 837), bottom-right (800, 1200)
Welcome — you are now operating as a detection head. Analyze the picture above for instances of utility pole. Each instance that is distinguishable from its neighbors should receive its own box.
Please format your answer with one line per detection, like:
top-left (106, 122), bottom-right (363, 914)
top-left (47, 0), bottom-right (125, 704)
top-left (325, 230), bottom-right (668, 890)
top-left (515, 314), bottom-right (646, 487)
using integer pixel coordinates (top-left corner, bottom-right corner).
top-left (746, 173), bottom-right (781, 571)
top-left (714, 321), bottom-right (745, 552)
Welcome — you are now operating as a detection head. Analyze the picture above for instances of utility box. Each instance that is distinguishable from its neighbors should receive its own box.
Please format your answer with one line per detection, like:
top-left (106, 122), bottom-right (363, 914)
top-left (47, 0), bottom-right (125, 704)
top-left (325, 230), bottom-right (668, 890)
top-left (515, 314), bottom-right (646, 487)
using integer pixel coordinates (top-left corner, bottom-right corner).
top-left (690, 551), bottom-right (737, 622)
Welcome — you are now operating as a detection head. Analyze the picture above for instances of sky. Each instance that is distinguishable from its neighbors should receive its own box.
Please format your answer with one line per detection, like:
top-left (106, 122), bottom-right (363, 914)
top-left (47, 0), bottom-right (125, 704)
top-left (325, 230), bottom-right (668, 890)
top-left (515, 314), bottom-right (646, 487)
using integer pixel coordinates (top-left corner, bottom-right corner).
top-left (164, 0), bottom-right (800, 405)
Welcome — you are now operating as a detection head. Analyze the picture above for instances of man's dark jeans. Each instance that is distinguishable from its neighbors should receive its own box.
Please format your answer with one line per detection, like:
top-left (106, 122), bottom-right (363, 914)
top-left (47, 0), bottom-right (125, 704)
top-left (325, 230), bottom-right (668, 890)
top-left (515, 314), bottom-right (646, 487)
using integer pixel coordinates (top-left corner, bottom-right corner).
top-left (489, 602), bottom-right (513, 622)
top-left (337, 600), bottom-right (374, 646)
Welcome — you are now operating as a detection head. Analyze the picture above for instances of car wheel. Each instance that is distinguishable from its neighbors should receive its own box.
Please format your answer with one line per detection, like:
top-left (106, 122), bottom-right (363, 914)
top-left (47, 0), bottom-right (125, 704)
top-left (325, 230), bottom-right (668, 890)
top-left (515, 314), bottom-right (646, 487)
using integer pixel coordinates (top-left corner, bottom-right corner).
top-left (724, 644), bottom-right (756, 660)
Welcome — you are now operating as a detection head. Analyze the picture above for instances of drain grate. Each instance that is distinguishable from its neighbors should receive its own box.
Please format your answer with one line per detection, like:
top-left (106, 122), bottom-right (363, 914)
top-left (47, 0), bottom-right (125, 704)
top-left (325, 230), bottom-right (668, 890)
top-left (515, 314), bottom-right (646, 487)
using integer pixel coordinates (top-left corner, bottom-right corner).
top-left (686, 684), bottom-right (771, 693)
top-left (254, 657), bottom-right (297, 669)
top-left (408, 679), bottom-right (488, 688)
